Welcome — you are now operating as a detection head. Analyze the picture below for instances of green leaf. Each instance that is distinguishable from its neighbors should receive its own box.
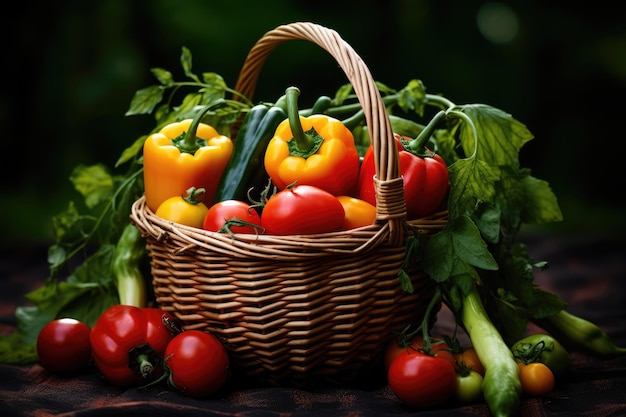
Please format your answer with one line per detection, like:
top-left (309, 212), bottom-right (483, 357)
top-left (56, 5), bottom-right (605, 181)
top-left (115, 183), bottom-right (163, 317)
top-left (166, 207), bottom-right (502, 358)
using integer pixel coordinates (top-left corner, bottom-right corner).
top-left (527, 287), bottom-right (568, 318)
top-left (116, 135), bottom-right (147, 167)
top-left (51, 202), bottom-right (80, 243)
top-left (397, 79), bottom-right (427, 116)
top-left (201, 72), bottom-right (227, 89)
top-left (69, 164), bottom-right (114, 209)
top-left (374, 81), bottom-right (396, 96)
top-left (47, 244), bottom-right (66, 270)
top-left (15, 306), bottom-right (55, 345)
top-left (389, 115), bottom-right (424, 138)
top-left (473, 204), bottom-right (501, 244)
top-left (490, 289), bottom-right (530, 345)
top-left (447, 157), bottom-right (500, 218)
top-left (333, 83), bottom-right (353, 105)
top-left (421, 232), bottom-right (453, 283)
top-left (0, 331), bottom-right (37, 364)
top-left (200, 75), bottom-right (228, 104)
top-left (423, 216), bottom-right (497, 283)
top-left (151, 67), bottom-right (174, 86)
top-left (181, 46), bottom-right (199, 82)
top-left (520, 174), bottom-right (563, 224)
top-left (450, 216), bottom-right (499, 271)
top-left (398, 269), bottom-right (414, 294)
top-left (154, 93), bottom-right (203, 127)
top-left (459, 104), bottom-right (533, 169)
top-left (125, 85), bottom-right (164, 116)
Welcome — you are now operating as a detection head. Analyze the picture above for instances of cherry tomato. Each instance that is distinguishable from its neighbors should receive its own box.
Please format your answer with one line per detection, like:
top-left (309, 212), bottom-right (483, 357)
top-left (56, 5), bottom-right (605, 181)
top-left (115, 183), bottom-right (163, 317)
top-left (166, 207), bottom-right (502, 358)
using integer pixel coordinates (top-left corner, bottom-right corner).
top-left (164, 330), bottom-right (230, 397)
top-left (387, 350), bottom-right (457, 408)
top-left (336, 196), bottom-right (376, 230)
top-left (454, 346), bottom-right (485, 376)
top-left (261, 184), bottom-right (345, 235)
top-left (36, 318), bottom-right (92, 376)
top-left (385, 335), bottom-right (454, 370)
top-left (202, 200), bottom-right (263, 234)
top-left (455, 369), bottom-right (484, 403)
top-left (511, 333), bottom-right (570, 378)
top-left (518, 362), bottom-right (555, 396)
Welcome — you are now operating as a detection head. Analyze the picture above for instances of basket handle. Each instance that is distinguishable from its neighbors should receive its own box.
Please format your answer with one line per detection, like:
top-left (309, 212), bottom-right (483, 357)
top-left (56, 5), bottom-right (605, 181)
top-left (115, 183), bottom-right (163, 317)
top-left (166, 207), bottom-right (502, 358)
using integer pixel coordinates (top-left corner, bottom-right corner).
top-left (234, 22), bottom-right (406, 246)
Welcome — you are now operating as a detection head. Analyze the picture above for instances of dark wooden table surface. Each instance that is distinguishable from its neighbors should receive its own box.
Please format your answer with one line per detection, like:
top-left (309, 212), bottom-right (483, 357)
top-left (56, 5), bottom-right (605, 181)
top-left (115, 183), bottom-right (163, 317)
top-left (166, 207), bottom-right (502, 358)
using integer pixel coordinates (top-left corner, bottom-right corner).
top-left (1, 232), bottom-right (625, 417)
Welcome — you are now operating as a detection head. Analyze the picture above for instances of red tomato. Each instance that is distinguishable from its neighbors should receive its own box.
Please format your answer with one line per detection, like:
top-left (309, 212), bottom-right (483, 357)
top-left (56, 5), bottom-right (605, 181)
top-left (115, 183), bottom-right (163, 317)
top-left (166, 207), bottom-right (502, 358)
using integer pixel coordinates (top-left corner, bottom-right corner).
top-left (388, 350), bottom-right (457, 408)
top-left (164, 330), bottom-right (230, 397)
top-left (36, 318), bottom-right (92, 375)
top-left (336, 196), bottom-right (376, 230)
top-left (203, 200), bottom-right (263, 234)
top-left (261, 185), bottom-right (345, 235)
top-left (384, 335), bottom-right (454, 370)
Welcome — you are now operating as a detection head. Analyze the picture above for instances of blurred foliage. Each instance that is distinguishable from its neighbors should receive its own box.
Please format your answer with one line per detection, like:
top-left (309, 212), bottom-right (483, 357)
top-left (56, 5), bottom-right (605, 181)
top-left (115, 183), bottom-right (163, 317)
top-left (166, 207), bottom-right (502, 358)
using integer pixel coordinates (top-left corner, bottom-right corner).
top-left (2, 0), bottom-right (625, 246)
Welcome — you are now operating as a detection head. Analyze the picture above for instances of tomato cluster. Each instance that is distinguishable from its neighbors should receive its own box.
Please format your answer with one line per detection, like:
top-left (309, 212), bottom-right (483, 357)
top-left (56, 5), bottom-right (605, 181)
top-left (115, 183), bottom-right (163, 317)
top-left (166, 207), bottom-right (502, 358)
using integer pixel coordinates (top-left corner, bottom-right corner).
top-left (511, 333), bottom-right (571, 396)
top-left (36, 306), bottom-right (230, 398)
top-left (385, 334), bottom-right (485, 408)
top-left (200, 185), bottom-right (376, 236)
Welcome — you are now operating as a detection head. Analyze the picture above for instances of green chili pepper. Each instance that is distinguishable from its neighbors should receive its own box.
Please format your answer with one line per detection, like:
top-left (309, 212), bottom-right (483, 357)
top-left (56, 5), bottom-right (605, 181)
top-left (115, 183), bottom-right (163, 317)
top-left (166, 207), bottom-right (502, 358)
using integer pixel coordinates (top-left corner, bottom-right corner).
top-left (113, 223), bottom-right (147, 307)
top-left (310, 95), bottom-right (332, 115)
top-left (214, 102), bottom-right (287, 203)
top-left (533, 310), bottom-right (626, 358)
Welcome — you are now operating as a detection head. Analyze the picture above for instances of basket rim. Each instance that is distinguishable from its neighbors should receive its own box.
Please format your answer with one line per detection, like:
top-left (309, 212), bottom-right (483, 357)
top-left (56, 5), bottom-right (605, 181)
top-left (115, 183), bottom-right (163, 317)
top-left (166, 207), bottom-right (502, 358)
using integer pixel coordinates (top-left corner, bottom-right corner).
top-left (130, 195), bottom-right (447, 261)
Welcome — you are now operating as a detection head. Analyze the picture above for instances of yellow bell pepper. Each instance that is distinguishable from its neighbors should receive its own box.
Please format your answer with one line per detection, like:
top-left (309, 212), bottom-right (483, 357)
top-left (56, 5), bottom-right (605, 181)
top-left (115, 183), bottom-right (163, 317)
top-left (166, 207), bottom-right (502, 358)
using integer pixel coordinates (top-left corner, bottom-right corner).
top-left (143, 108), bottom-right (233, 212)
top-left (263, 87), bottom-right (360, 196)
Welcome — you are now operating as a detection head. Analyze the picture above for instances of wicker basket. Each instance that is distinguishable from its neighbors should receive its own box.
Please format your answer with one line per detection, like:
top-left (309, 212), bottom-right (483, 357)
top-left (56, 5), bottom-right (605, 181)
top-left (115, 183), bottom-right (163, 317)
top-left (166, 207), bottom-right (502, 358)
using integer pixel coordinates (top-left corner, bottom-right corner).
top-left (130, 21), bottom-right (448, 387)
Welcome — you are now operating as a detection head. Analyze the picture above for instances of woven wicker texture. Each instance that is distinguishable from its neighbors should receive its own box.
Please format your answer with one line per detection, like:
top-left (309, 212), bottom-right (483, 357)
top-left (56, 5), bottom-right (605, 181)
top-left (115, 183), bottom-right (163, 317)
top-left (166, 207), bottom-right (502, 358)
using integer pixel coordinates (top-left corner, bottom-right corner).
top-left (130, 21), bottom-right (448, 386)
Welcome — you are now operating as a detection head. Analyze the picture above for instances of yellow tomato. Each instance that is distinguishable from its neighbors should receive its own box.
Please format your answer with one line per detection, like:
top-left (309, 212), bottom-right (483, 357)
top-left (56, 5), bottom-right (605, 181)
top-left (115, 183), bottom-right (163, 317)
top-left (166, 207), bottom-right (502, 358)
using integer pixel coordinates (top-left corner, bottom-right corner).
top-left (154, 187), bottom-right (209, 229)
top-left (337, 196), bottom-right (376, 230)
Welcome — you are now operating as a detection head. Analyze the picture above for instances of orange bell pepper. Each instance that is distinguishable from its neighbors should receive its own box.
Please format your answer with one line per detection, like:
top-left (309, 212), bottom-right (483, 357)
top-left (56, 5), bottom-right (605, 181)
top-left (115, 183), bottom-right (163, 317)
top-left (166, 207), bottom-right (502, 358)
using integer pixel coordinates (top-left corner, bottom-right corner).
top-left (263, 87), bottom-right (360, 196)
top-left (143, 107), bottom-right (233, 212)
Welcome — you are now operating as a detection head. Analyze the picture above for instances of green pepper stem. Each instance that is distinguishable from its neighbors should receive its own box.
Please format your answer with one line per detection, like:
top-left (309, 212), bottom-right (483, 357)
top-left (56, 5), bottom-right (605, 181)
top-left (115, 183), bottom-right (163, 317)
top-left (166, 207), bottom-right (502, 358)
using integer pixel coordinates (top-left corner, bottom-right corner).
top-left (286, 86), bottom-right (313, 152)
top-left (404, 110), bottom-right (447, 154)
top-left (178, 105), bottom-right (214, 153)
top-left (135, 352), bottom-right (155, 379)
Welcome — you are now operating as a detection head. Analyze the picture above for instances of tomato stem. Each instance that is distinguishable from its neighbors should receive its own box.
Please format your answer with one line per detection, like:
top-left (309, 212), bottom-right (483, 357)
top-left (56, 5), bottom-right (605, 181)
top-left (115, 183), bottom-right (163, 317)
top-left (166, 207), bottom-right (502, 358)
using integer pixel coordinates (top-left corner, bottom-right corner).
top-left (419, 285), bottom-right (443, 354)
top-left (182, 187), bottom-right (206, 205)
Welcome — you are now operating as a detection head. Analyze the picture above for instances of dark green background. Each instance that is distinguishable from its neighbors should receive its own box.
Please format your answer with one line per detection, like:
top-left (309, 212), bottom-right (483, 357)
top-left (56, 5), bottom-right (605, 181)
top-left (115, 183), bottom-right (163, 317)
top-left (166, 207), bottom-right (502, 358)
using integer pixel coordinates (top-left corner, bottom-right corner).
top-left (3, 0), bottom-right (625, 246)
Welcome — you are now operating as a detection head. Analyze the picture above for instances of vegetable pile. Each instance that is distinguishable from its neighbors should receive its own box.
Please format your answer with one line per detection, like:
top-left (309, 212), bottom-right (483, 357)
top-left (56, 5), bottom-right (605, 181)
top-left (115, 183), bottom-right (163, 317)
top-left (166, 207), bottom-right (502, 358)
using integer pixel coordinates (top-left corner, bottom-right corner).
top-left (2, 46), bottom-right (625, 415)
top-left (35, 306), bottom-right (230, 398)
